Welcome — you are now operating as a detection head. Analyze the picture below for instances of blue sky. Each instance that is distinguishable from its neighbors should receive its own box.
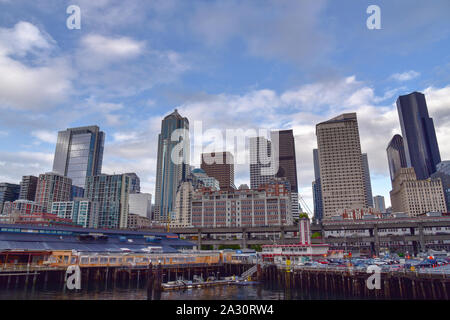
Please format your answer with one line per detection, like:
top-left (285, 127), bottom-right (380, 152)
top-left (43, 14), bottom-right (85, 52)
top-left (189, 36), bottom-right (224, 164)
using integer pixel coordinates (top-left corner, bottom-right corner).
top-left (1, 0), bottom-right (450, 214)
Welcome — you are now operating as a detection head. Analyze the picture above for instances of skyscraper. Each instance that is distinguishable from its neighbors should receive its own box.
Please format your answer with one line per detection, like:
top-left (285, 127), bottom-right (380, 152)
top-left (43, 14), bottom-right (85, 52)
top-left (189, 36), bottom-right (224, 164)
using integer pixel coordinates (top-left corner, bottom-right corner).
top-left (373, 195), bottom-right (386, 213)
top-left (271, 130), bottom-right (299, 218)
top-left (362, 153), bottom-right (374, 208)
top-left (397, 92), bottom-right (441, 179)
top-left (19, 176), bottom-right (38, 201)
top-left (271, 130), bottom-right (298, 193)
top-left (249, 136), bottom-right (275, 189)
top-left (201, 152), bottom-right (235, 191)
top-left (34, 173), bottom-right (72, 213)
top-left (312, 149), bottom-right (323, 222)
top-left (84, 174), bottom-right (130, 229)
top-left (386, 134), bottom-right (408, 182)
top-left (390, 167), bottom-right (446, 217)
top-left (316, 113), bottom-right (367, 219)
top-left (154, 110), bottom-right (190, 222)
top-left (52, 126), bottom-right (105, 188)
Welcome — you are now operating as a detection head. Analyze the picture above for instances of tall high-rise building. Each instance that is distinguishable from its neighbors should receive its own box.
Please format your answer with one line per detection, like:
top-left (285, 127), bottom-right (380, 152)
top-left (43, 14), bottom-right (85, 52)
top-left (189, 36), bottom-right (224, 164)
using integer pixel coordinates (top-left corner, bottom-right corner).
top-left (373, 195), bottom-right (386, 213)
top-left (271, 130), bottom-right (298, 193)
top-left (19, 176), bottom-right (38, 201)
top-left (172, 180), bottom-right (195, 228)
top-left (397, 92), bottom-right (441, 179)
top-left (271, 130), bottom-right (299, 218)
top-left (128, 193), bottom-right (152, 219)
top-left (34, 173), bottom-right (72, 213)
top-left (249, 136), bottom-right (275, 189)
top-left (312, 149), bottom-right (323, 222)
top-left (390, 167), bottom-right (446, 217)
top-left (362, 153), bottom-right (374, 208)
top-left (386, 134), bottom-right (408, 182)
top-left (201, 152), bottom-right (235, 191)
top-left (52, 125), bottom-right (105, 188)
top-left (84, 174), bottom-right (130, 229)
top-left (0, 183), bottom-right (20, 204)
top-left (316, 113), bottom-right (367, 219)
top-left (154, 110), bottom-right (190, 222)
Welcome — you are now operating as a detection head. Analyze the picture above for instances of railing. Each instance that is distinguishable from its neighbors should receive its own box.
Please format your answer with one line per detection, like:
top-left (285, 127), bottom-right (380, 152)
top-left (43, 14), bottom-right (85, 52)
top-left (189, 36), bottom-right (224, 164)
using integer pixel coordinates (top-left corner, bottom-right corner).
top-left (0, 263), bottom-right (63, 272)
top-left (241, 265), bottom-right (258, 279)
top-left (263, 262), bottom-right (450, 278)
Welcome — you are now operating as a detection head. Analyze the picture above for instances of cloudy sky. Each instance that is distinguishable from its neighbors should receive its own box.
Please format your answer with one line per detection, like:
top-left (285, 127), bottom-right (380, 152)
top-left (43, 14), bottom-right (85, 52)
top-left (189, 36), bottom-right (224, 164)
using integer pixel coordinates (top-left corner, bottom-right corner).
top-left (1, 0), bottom-right (450, 215)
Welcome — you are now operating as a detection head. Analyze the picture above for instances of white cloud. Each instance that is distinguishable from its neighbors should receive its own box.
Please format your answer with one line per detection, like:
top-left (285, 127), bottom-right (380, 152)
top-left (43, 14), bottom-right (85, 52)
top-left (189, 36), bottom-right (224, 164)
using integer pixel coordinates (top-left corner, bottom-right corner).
top-left (390, 71), bottom-right (420, 82)
top-left (0, 151), bottom-right (53, 183)
top-left (75, 34), bottom-right (189, 97)
top-left (159, 78), bottom-right (450, 213)
top-left (0, 21), bottom-right (54, 56)
top-left (78, 34), bottom-right (145, 70)
top-left (31, 130), bottom-right (57, 144)
top-left (0, 22), bottom-right (73, 110)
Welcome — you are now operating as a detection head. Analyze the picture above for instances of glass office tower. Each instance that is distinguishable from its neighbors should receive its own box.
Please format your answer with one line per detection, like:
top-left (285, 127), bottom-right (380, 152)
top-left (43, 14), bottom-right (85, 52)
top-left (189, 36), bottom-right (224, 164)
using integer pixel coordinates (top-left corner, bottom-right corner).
top-left (312, 149), bottom-right (323, 222)
top-left (397, 92), bottom-right (441, 179)
top-left (386, 134), bottom-right (408, 182)
top-left (52, 126), bottom-right (105, 188)
top-left (154, 110), bottom-right (190, 222)
top-left (362, 153), bottom-right (374, 208)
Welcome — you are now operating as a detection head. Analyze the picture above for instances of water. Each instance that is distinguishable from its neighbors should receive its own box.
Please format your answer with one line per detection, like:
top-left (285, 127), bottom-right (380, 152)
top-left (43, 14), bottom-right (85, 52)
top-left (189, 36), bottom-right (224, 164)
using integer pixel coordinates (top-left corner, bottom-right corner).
top-left (0, 282), bottom-right (352, 300)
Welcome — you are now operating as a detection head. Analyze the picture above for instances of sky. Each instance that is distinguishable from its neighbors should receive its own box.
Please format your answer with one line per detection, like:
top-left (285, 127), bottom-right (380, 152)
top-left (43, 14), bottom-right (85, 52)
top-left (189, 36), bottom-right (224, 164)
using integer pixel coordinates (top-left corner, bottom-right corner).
top-left (0, 0), bottom-right (450, 215)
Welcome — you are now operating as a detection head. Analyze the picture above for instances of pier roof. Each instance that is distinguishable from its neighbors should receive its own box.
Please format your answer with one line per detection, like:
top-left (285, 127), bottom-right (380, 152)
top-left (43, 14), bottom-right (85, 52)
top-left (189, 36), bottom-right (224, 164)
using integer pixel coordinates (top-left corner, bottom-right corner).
top-left (0, 224), bottom-right (194, 253)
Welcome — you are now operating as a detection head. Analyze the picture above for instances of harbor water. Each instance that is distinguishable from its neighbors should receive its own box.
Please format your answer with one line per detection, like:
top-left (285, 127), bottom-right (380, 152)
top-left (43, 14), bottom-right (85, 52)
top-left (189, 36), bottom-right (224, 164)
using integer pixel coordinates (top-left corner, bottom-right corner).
top-left (0, 282), bottom-right (354, 300)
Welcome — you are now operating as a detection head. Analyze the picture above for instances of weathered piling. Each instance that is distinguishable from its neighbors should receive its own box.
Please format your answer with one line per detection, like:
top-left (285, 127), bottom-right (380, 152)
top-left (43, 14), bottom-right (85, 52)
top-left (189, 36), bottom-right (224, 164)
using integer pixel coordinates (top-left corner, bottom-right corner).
top-left (261, 265), bottom-right (450, 300)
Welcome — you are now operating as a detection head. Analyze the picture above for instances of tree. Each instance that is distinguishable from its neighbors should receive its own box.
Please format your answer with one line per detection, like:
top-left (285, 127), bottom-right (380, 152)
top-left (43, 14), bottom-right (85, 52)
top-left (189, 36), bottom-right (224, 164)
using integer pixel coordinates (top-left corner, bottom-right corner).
top-left (250, 245), bottom-right (262, 252)
top-left (311, 232), bottom-right (322, 239)
top-left (218, 244), bottom-right (240, 250)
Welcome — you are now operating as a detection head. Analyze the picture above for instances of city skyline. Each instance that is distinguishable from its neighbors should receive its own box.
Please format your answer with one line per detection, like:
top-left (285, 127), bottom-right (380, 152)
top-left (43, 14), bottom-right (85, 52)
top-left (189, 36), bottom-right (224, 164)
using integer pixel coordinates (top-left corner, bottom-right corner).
top-left (1, 1), bottom-right (450, 214)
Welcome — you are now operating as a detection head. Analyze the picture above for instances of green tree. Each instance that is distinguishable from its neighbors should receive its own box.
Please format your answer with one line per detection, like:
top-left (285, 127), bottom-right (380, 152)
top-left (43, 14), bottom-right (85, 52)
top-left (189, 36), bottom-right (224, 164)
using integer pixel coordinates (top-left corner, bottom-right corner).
top-left (218, 244), bottom-right (240, 250)
top-left (311, 232), bottom-right (322, 239)
top-left (250, 244), bottom-right (262, 252)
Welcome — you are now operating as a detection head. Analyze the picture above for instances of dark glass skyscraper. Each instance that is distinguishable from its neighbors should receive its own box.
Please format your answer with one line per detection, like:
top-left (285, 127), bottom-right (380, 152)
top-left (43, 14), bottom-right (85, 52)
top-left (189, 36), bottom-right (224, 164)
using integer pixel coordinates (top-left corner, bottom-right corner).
top-left (386, 134), bottom-right (408, 182)
top-left (52, 126), bottom-right (105, 188)
top-left (397, 92), bottom-right (441, 180)
top-left (154, 110), bottom-right (190, 222)
top-left (362, 153), bottom-right (374, 208)
top-left (312, 149), bottom-right (323, 222)
top-left (271, 129), bottom-right (299, 217)
top-left (271, 130), bottom-right (298, 192)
